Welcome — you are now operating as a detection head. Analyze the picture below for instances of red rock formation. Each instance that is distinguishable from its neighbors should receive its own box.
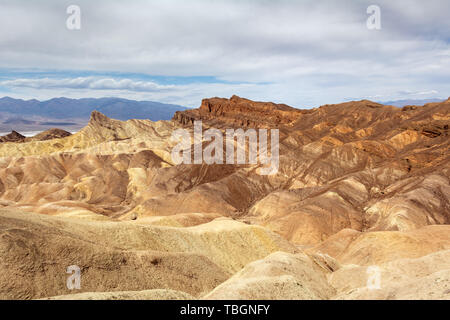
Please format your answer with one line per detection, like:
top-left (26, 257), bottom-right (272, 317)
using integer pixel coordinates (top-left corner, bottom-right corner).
top-left (0, 130), bottom-right (26, 143)
top-left (173, 95), bottom-right (307, 128)
top-left (0, 129), bottom-right (71, 143)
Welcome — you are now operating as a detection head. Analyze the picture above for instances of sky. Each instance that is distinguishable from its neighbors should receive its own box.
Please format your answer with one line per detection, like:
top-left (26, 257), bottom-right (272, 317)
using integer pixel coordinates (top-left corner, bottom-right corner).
top-left (0, 0), bottom-right (449, 108)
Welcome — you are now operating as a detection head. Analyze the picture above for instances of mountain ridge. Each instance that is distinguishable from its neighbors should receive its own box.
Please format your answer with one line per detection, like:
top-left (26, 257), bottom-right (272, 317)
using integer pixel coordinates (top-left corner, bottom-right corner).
top-left (0, 96), bottom-right (188, 132)
top-left (379, 98), bottom-right (446, 107)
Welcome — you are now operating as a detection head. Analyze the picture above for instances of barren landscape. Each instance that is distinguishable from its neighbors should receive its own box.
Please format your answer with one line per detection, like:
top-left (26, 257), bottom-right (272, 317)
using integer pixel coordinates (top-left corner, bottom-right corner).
top-left (0, 95), bottom-right (449, 300)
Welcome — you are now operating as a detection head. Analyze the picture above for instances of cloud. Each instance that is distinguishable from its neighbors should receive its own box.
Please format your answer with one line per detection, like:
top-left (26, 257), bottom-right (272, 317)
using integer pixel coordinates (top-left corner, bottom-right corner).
top-left (0, 77), bottom-right (174, 92)
top-left (0, 0), bottom-right (448, 106)
top-left (398, 90), bottom-right (439, 96)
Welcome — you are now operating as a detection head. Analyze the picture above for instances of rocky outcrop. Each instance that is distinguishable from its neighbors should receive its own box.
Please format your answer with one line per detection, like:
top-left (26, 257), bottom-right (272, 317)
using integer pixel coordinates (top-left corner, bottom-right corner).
top-left (0, 129), bottom-right (72, 143)
top-left (0, 130), bottom-right (25, 142)
top-left (31, 128), bottom-right (72, 141)
top-left (173, 95), bottom-right (306, 128)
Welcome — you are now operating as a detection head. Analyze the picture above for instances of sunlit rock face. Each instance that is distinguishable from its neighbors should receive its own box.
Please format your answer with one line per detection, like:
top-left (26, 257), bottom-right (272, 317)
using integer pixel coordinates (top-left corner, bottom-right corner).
top-left (0, 96), bottom-right (448, 300)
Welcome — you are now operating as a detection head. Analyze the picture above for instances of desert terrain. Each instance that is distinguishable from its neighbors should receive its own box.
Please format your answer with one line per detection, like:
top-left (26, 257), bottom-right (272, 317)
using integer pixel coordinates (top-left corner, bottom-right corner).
top-left (0, 95), bottom-right (449, 300)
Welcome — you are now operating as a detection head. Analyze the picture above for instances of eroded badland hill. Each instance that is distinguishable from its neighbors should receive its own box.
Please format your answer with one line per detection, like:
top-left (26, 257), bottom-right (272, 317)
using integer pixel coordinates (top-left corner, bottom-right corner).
top-left (0, 96), bottom-right (449, 299)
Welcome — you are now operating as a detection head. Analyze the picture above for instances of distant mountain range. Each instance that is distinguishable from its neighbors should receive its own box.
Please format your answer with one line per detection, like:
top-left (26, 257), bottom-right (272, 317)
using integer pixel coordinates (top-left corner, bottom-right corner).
top-left (379, 98), bottom-right (445, 107)
top-left (0, 97), bottom-right (186, 120)
top-left (0, 97), bottom-right (187, 132)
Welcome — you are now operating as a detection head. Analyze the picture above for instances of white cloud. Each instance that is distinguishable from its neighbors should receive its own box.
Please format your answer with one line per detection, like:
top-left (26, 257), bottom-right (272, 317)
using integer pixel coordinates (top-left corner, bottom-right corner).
top-left (1, 77), bottom-right (174, 92)
top-left (411, 90), bottom-right (439, 96)
top-left (0, 0), bottom-right (448, 106)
